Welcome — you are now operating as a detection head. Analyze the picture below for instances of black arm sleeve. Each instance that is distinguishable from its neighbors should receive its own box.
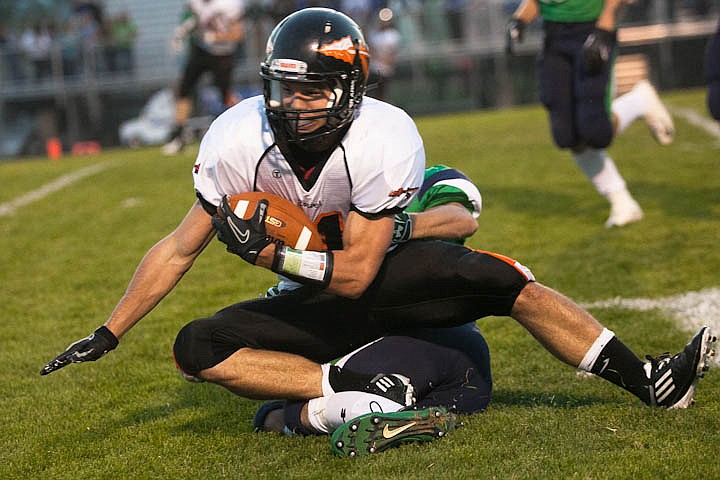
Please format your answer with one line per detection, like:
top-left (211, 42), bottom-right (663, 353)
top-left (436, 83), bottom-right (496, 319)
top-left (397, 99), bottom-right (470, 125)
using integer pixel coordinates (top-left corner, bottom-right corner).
top-left (195, 191), bottom-right (217, 216)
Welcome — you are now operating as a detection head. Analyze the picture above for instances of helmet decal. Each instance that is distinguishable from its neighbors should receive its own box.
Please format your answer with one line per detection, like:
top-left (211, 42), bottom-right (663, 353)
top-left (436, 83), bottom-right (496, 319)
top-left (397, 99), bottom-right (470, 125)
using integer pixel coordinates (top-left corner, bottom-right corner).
top-left (270, 59), bottom-right (308, 74)
top-left (317, 36), bottom-right (369, 76)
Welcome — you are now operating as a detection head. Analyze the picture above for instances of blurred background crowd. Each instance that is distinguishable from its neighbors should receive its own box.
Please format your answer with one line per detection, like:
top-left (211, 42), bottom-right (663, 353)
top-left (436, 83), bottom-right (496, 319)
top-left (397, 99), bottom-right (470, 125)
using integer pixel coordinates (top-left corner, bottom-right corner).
top-left (0, 0), bottom-right (717, 158)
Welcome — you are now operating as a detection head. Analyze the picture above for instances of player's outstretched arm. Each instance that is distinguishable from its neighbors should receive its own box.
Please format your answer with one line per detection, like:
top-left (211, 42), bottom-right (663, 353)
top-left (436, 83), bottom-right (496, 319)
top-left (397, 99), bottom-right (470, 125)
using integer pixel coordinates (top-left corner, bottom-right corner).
top-left (40, 201), bottom-right (215, 375)
top-left (40, 326), bottom-right (119, 375)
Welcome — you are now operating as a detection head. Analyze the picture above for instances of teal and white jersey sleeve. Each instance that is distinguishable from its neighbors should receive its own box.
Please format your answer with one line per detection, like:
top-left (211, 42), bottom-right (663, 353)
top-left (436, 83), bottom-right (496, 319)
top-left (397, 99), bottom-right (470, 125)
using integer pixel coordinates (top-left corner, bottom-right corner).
top-left (405, 164), bottom-right (482, 218)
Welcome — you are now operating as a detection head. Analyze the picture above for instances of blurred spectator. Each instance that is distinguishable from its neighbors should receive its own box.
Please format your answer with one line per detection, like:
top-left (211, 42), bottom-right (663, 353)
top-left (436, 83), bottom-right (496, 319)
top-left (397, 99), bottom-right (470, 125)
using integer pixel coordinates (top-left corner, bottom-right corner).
top-left (19, 23), bottom-right (53, 82)
top-left (73, 1), bottom-right (105, 27)
top-left (388, 0), bottom-right (421, 48)
top-left (422, 0), bottom-right (450, 43)
top-left (368, 8), bottom-right (401, 101)
top-left (73, 8), bottom-right (101, 74)
top-left (105, 11), bottom-right (138, 73)
top-left (339, 0), bottom-right (373, 32)
top-left (445, 0), bottom-right (467, 41)
top-left (266, 0), bottom-right (300, 24)
top-left (57, 18), bottom-right (81, 77)
top-left (0, 25), bottom-right (26, 83)
top-left (72, 1), bottom-right (105, 73)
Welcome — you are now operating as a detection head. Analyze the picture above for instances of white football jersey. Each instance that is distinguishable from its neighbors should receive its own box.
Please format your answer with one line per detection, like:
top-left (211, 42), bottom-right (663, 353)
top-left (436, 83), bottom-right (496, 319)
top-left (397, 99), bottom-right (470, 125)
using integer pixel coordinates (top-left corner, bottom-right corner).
top-left (189, 0), bottom-right (244, 55)
top-left (192, 95), bottom-right (425, 226)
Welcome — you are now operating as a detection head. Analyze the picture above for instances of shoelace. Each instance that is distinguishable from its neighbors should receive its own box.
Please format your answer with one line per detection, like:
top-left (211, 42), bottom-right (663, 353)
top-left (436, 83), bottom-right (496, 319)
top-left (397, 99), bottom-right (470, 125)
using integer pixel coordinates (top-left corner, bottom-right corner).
top-left (645, 352), bottom-right (671, 366)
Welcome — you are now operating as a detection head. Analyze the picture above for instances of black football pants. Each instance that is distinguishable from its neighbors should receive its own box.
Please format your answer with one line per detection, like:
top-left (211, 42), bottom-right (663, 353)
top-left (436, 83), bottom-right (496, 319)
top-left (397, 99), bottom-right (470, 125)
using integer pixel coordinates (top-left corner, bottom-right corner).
top-left (173, 240), bottom-right (532, 376)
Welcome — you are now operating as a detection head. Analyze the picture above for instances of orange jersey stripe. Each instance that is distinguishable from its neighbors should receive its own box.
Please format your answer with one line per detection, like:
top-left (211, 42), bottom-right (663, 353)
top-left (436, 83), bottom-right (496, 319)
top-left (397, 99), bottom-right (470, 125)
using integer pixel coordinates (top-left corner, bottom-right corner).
top-left (470, 248), bottom-right (536, 282)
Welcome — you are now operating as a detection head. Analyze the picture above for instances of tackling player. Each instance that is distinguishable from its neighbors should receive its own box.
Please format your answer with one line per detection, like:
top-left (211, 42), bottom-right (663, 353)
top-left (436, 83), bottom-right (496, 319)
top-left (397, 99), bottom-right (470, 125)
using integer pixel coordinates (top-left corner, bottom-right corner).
top-left (42, 8), bottom-right (715, 458)
top-left (507, 0), bottom-right (675, 227)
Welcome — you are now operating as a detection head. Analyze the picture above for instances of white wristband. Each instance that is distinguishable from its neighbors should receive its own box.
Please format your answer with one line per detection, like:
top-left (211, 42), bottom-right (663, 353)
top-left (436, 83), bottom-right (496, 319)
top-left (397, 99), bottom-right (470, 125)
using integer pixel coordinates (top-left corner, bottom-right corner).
top-left (272, 246), bottom-right (333, 287)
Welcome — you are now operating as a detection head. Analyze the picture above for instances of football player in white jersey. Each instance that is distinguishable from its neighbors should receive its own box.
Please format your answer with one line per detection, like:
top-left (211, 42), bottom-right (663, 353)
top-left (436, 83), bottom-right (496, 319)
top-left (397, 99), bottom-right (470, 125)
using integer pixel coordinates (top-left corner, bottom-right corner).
top-left (163, 0), bottom-right (245, 155)
top-left (42, 8), bottom-right (714, 444)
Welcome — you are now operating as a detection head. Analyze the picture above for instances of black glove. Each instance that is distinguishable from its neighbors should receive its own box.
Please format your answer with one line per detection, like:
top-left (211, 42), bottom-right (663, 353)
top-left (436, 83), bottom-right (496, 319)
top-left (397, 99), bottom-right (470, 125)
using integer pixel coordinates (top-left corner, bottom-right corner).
top-left (391, 212), bottom-right (413, 244)
top-left (505, 17), bottom-right (526, 55)
top-left (582, 28), bottom-right (615, 75)
top-left (40, 325), bottom-right (119, 376)
top-left (212, 195), bottom-right (272, 264)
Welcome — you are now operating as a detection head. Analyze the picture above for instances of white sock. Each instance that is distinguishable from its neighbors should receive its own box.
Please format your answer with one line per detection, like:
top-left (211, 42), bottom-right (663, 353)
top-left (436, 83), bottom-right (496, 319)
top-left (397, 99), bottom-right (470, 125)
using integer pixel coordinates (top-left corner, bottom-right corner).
top-left (578, 328), bottom-right (616, 371)
top-left (306, 396), bottom-right (330, 433)
top-left (320, 363), bottom-right (334, 396)
top-left (307, 391), bottom-right (404, 434)
top-left (573, 148), bottom-right (627, 197)
top-left (612, 87), bottom-right (646, 134)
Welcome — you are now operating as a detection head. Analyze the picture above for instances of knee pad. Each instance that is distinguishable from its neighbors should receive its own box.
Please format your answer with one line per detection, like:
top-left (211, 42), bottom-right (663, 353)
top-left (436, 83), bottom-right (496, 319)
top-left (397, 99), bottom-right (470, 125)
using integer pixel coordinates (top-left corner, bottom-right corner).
top-left (418, 358), bottom-right (492, 414)
top-left (576, 99), bottom-right (614, 148)
top-left (173, 313), bottom-right (257, 378)
top-left (547, 109), bottom-right (578, 149)
top-left (457, 250), bottom-right (534, 293)
top-left (454, 365), bottom-right (492, 414)
top-left (455, 250), bottom-right (534, 317)
top-left (172, 320), bottom-right (208, 378)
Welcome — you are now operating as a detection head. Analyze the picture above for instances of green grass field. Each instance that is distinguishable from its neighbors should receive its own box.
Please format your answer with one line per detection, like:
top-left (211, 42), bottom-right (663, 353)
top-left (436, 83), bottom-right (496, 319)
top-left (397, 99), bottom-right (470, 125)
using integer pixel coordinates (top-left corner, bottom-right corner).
top-left (2, 88), bottom-right (719, 479)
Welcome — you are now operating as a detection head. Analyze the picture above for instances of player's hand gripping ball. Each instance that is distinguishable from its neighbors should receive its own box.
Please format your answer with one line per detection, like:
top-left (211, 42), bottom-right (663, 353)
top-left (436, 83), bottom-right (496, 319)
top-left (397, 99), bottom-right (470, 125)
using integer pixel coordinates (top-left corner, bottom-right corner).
top-left (223, 192), bottom-right (326, 251)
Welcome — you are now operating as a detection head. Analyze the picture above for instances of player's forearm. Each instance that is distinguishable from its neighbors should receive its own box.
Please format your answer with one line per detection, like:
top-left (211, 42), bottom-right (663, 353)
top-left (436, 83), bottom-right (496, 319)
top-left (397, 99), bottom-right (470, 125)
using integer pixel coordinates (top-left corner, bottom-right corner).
top-left (105, 238), bottom-right (197, 338)
top-left (175, 16), bottom-right (197, 37)
top-left (596, 0), bottom-right (623, 31)
top-left (256, 214), bottom-right (393, 298)
top-left (324, 247), bottom-right (387, 298)
top-left (409, 204), bottom-right (477, 240)
top-left (256, 243), bottom-right (383, 298)
top-left (326, 214), bottom-right (393, 298)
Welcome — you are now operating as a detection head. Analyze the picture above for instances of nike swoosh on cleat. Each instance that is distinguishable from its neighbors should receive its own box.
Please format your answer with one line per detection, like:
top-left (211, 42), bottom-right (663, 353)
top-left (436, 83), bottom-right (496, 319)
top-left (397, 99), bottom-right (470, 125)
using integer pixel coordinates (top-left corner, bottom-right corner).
top-left (382, 422), bottom-right (417, 439)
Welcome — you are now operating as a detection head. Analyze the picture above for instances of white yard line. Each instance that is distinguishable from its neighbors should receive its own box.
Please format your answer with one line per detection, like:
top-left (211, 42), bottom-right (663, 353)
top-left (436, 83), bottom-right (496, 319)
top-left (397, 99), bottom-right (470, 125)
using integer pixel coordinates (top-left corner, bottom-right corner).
top-left (671, 106), bottom-right (720, 140)
top-left (582, 287), bottom-right (720, 362)
top-left (0, 162), bottom-right (110, 217)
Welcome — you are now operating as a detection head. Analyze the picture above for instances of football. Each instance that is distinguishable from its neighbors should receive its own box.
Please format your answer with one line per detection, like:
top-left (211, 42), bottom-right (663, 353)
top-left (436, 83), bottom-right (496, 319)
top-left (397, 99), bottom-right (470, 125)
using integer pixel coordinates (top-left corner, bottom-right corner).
top-left (225, 192), bottom-right (326, 250)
